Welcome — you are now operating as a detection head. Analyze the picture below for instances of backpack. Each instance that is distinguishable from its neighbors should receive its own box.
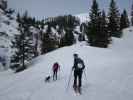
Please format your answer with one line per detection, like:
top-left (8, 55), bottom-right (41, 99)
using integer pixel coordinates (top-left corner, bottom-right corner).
top-left (77, 63), bottom-right (83, 69)
top-left (53, 63), bottom-right (59, 71)
top-left (76, 58), bottom-right (84, 69)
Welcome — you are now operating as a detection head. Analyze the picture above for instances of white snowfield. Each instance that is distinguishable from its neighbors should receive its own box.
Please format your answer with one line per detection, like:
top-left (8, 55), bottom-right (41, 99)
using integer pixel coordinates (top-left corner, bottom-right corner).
top-left (0, 27), bottom-right (133, 100)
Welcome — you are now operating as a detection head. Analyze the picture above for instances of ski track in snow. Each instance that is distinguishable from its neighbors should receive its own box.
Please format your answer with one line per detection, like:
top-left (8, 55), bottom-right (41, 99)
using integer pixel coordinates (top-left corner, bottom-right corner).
top-left (0, 27), bottom-right (133, 100)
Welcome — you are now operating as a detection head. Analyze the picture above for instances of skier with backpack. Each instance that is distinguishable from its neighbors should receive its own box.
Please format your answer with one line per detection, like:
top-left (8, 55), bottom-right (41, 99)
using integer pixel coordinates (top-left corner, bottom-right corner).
top-left (72, 53), bottom-right (85, 94)
top-left (52, 62), bottom-right (60, 81)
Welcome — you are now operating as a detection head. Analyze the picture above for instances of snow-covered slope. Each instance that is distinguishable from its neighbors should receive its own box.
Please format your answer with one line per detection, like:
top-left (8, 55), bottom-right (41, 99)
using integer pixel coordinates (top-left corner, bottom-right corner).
top-left (75, 13), bottom-right (89, 23)
top-left (0, 6), bottom-right (19, 70)
top-left (0, 27), bottom-right (133, 100)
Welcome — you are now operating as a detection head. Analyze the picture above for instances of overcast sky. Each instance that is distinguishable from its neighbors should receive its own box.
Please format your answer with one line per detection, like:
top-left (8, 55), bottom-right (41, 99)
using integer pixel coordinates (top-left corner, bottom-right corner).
top-left (8, 0), bottom-right (131, 19)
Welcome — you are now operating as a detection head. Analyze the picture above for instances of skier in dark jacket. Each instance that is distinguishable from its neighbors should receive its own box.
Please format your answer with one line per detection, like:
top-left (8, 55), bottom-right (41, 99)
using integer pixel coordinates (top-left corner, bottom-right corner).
top-left (52, 62), bottom-right (60, 80)
top-left (72, 53), bottom-right (85, 93)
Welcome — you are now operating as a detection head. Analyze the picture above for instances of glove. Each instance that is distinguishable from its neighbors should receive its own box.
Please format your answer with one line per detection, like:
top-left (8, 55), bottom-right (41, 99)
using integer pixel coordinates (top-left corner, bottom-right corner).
top-left (81, 68), bottom-right (84, 70)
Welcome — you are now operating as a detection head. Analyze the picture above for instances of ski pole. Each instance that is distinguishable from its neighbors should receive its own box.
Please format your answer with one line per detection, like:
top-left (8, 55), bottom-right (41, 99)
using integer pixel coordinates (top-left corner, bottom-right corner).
top-left (83, 69), bottom-right (87, 82)
top-left (66, 69), bottom-right (73, 91)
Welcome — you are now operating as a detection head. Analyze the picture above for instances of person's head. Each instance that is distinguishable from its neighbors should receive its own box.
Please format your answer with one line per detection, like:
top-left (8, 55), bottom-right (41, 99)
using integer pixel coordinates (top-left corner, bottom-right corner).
top-left (55, 62), bottom-right (58, 64)
top-left (73, 53), bottom-right (78, 59)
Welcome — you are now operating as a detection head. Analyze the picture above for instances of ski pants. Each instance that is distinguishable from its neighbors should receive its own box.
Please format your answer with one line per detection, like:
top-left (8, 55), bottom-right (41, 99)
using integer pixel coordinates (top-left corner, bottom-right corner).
top-left (73, 70), bottom-right (83, 87)
top-left (53, 69), bottom-right (58, 80)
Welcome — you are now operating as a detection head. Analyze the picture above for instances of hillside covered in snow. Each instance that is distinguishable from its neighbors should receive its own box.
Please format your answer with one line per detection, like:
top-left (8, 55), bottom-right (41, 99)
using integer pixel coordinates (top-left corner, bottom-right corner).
top-left (0, 27), bottom-right (133, 100)
top-left (0, 0), bottom-right (19, 70)
top-left (0, 1), bottom-right (89, 72)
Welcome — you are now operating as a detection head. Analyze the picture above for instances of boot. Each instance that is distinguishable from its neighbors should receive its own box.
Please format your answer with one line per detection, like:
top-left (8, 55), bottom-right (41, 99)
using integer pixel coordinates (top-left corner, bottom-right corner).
top-left (73, 84), bottom-right (77, 92)
top-left (77, 86), bottom-right (81, 94)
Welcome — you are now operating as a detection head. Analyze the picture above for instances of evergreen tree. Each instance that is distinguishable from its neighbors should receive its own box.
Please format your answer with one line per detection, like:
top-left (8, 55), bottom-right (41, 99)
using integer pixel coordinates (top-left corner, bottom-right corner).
top-left (98, 10), bottom-right (111, 47)
top-left (41, 24), bottom-right (58, 54)
top-left (41, 33), bottom-right (58, 54)
top-left (17, 13), bottom-right (21, 22)
top-left (87, 0), bottom-right (101, 46)
top-left (60, 29), bottom-right (75, 46)
top-left (108, 0), bottom-right (121, 38)
top-left (11, 34), bottom-right (26, 72)
top-left (30, 26), bottom-right (41, 57)
top-left (120, 9), bottom-right (130, 31)
top-left (59, 15), bottom-right (79, 46)
top-left (11, 12), bottom-right (34, 72)
top-left (131, 3), bottom-right (133, 26)
top-left (78, 23), bottom-right (86, 41)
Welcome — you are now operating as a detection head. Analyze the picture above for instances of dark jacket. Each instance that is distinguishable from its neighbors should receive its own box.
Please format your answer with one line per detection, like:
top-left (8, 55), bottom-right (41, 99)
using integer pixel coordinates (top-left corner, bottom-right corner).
top-left (73, 58), bottom-right (85, 71)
